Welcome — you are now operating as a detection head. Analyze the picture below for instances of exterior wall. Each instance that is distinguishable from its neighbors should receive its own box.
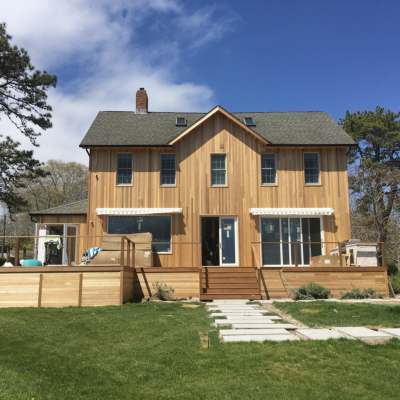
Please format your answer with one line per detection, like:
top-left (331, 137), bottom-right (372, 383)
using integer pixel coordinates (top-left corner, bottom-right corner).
top-left (36, 214), bottom-right (88, 261)
top-left (87, 112), bottom-right (351, 267)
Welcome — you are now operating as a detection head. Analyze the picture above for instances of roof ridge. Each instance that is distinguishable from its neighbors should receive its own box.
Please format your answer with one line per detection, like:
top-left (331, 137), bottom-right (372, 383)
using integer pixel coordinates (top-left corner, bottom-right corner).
top-left (97, 110), bottom-right (326, 114)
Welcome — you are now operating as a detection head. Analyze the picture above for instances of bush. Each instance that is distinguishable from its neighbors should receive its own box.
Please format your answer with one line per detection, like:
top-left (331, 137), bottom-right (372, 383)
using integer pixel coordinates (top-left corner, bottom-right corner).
top-left (390, 275), bottom-right (400, 295)
top-left (0, 257), bottom-right (5, 266)
top-left (293, 283), bottom-right (331, 300)
top-left (341, 288), bottom-right (383, 299)
top-left (387, 262), bottom-right (399, 276)
top-left (152, 282), bottom-right (175, 301)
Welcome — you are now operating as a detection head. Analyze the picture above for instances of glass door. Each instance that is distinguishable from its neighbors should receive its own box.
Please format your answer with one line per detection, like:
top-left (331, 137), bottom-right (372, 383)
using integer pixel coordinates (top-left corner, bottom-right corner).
top-left (219, 217), bottom-right (238, 266)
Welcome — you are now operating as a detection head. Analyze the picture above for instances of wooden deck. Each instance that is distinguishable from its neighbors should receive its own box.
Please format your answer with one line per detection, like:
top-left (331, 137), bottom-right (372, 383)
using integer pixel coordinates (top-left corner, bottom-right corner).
top-left (0, 264), bottom-right (389, 307)
top-left (0, 266), bottom-right (134, 308)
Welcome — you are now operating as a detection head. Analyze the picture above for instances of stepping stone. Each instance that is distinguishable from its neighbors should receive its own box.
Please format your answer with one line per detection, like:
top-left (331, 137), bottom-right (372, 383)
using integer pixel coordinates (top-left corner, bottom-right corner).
top-left (222, 334), bottom-right (299, 343)
top-left (378, 328), bottom-right (400, 338)
top-left (334, 327), bottom-right (393, 343)
top-left (208, 306), bottom-right (262, 311)
top-left (296, 328), bottom-right (351, 341)
top-left (222, 317), bottom-right (282, 322)
top-left (210, 312), bottom-right (264, 318)
top-left (219, 328), bottom-right (290, 336)
top-left (213, 319), bottom-right (275, 326)
top-left (230, 323), bottom-right (297, 330)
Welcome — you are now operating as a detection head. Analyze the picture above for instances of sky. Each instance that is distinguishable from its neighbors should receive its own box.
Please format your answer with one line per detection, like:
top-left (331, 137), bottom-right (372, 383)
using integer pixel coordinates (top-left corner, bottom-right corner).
top-left (1, 0), bottom-right (399, 165)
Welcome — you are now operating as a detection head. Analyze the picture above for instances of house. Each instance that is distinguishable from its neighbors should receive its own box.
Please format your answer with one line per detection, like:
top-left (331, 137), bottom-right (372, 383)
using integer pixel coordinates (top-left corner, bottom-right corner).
top-left (26, 88), bottom-right (388, 302)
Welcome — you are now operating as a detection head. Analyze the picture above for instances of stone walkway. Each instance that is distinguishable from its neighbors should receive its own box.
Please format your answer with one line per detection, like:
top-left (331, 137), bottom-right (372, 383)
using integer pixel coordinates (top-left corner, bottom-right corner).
top-left (206, 300), bottom-right (400, 343)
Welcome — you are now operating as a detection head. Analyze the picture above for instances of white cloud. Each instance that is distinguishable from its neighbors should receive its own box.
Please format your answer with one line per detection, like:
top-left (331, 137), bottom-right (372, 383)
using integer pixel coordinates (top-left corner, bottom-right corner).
top-left (0, 0), bottom-right (235, 164)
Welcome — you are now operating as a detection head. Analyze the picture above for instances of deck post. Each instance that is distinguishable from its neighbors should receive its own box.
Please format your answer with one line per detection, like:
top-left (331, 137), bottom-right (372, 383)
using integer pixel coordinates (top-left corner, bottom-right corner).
top-left (120, 237), bottom-right (125, 267)
top-left (15, 237), bottom-right (20, 266)
top-left (338, 242), bottom-right (343, 266)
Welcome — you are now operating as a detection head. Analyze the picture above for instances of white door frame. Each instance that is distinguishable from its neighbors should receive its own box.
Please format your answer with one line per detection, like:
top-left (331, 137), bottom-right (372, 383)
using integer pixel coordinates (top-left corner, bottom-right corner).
top-left (219, 216), bottom-right (239, 267)
top-left (259, 216), bottom-right (325, 267)
top-left (62, 224), bottom-right (79, 265)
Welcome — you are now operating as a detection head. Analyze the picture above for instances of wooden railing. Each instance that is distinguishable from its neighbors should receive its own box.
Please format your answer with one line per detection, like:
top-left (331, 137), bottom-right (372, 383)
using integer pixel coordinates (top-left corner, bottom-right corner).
top-left (120, 236), bottom-right (136, 268)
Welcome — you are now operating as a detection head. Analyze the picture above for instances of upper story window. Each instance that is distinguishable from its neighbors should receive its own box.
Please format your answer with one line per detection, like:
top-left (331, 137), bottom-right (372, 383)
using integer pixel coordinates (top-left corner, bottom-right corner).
top-left (116, 153), bottom-right (133, 185)
top-left (160, 154), bottom-right (176, 186)
top-left (304, 152), bottom-right (320, 184)
top-left (211, 154), bottom-right (227, 186)
top-left (261, 154), bottom-right (277, 185)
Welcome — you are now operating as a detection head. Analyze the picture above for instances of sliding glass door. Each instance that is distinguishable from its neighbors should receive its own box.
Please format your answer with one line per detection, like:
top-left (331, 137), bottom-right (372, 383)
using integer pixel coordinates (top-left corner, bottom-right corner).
top-left (261, 217), bottom-right (322, 266)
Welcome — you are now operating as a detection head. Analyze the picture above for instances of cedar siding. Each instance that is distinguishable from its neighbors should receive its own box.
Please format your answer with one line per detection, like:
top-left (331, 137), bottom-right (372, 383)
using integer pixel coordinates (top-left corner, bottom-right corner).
top-left (87, 111), bottom-right (351, 267)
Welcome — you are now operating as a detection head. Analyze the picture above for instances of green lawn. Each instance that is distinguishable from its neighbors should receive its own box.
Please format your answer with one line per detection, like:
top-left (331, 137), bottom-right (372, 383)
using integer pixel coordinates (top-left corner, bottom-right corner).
top-left (0, 303), bottom-right (399, 400)
top-left (275, 301), bottom-right (400, 328)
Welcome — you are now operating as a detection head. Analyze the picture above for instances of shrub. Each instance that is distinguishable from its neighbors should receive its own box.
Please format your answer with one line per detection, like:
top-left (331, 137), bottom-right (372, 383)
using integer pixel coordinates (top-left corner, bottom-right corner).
top-left (390, 275), bottom-right (400, 295)
top-left (0, 257), bottom-right (5, 266)
top-left (293, 282), bottom-right (331, 300)
top-left (341, 288), bottom-right (382, 299)
top-left (387, 262), bottom-right (399, 276)
top-left (152, 282), bottom-right (175, 301)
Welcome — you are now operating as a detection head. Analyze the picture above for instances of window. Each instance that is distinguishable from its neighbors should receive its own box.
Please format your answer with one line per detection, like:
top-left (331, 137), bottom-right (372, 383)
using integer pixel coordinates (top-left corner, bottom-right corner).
top-left (261, 217), bottom-right (322, 266)
top-left (160, 154), bottom-right (176, 186)
top-left (304, 153), bottom-right (320, 184)
top-left (116, 153), bottom-right (133, 185)
top-left (107, 215), bottom-right (171, 253)
top-left (176, 117), bottom-right (187, 127)
top-left (243, 116), bottom-right (256, 126)
top-left (211, 154), bottom-right (227, 186)
top-left (261, 154), bottom-right (277, 184)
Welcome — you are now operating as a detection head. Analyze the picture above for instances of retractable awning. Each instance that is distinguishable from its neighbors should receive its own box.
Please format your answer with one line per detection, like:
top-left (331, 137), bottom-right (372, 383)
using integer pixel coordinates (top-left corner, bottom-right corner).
top-left (250, 208), bottom-right (334, 216)
top-left (96, 208), bottom-right (182, 216)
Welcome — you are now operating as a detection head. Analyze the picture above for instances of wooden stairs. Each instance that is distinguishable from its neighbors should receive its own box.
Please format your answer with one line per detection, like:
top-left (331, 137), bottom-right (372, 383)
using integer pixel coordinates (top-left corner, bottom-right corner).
top-left (200, 267), bottom-right (262, 300)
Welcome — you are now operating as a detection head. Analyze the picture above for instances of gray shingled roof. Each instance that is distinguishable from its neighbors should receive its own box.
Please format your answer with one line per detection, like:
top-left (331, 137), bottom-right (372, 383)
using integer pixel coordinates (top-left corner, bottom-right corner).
top-left (80, 109), bottom-right (354, 147)
top-left (30, 199), bottom-right (88, 215)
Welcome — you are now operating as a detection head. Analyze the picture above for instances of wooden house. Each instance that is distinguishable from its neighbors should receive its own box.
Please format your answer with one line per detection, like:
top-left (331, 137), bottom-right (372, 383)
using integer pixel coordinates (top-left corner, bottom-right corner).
top-left (24, 88), bottom-right (388, 302)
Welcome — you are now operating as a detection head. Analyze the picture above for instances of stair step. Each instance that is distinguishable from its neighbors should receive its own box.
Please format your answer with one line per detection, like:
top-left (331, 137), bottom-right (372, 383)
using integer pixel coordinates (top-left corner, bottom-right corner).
top-left (200, 293), bottom-right (261, 300)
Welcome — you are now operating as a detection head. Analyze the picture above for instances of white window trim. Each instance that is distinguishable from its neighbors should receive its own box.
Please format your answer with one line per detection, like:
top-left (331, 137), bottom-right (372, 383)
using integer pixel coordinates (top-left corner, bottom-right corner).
top-left (210, 153), bottom-right (228, 187)
top-left (116, 153), bottom-right (134, 186)
top-left (261, 153), bottom-right (278, 186)
top-left (259, 216), bottom-right (324, 267)
top-left (106, 215), bottom-right (173, 254)
top-left (303, 152), bottom-right (321, 185)
top-left (160, 153), bottom-right (177, 187)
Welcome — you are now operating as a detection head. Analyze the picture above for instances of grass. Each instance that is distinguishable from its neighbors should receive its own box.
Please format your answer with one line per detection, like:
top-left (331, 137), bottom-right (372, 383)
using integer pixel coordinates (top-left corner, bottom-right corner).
top-left (0, 302), bottom-right (399, 399)
top-left (275, 301), bottom-right (400, 328)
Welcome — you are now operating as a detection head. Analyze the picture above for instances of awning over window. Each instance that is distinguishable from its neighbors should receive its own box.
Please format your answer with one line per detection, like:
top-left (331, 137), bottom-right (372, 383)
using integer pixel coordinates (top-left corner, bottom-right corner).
top-left (96, 208), bottom-right (182, 216)
top-left (250, 208), bottom-right (334, 216)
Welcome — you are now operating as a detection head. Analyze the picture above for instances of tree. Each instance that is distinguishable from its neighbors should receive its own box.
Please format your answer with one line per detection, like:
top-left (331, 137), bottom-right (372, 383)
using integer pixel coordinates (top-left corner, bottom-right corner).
top-left (0, 136), bottom-right (46, 214)
top-left (24, 160), bottom-right (88, 211)
top-left (342, 106), bottom-right (400, 244)
top-left (0, 22), bottom-right (57, 213)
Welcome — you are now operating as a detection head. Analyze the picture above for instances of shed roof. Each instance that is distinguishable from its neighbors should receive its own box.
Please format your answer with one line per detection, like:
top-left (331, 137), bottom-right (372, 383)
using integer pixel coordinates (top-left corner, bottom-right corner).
top-left (30, 199), bottom-right (88, 216)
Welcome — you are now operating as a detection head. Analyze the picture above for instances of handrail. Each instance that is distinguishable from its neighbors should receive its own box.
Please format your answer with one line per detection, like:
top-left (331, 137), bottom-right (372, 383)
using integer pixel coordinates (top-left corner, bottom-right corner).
top-left (120, 236), bottom-right (136, 267)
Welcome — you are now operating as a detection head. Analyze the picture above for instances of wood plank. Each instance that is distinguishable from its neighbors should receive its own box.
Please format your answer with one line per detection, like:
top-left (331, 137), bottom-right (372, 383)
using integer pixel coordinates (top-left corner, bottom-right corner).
top-left (86, 111), bottom-right (352, 268)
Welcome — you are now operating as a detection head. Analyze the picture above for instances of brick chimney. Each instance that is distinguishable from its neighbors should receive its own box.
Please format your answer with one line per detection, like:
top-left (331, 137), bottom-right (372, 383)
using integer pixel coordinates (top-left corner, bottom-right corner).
top-left (136, 87), bottom-right (148, 113)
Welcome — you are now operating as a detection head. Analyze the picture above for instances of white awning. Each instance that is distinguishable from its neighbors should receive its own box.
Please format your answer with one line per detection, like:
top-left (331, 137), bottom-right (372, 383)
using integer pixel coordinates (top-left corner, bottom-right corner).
top-left (96, 208), bottom-right (182, 216)
top-left (250, 208), bottom-right (334, 216)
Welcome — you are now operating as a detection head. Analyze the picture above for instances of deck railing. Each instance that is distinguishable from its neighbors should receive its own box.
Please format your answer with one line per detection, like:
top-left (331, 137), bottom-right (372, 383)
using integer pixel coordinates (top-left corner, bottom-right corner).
top-left (0, 235), bottom-right (387, 269)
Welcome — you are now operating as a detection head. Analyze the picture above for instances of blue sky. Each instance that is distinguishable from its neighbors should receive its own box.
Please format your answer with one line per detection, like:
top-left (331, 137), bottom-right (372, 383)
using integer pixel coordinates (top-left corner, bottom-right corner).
top-left (181, 0), bottom-right (400, 118)
top-left (1, 0), bottom-right (399, 163)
